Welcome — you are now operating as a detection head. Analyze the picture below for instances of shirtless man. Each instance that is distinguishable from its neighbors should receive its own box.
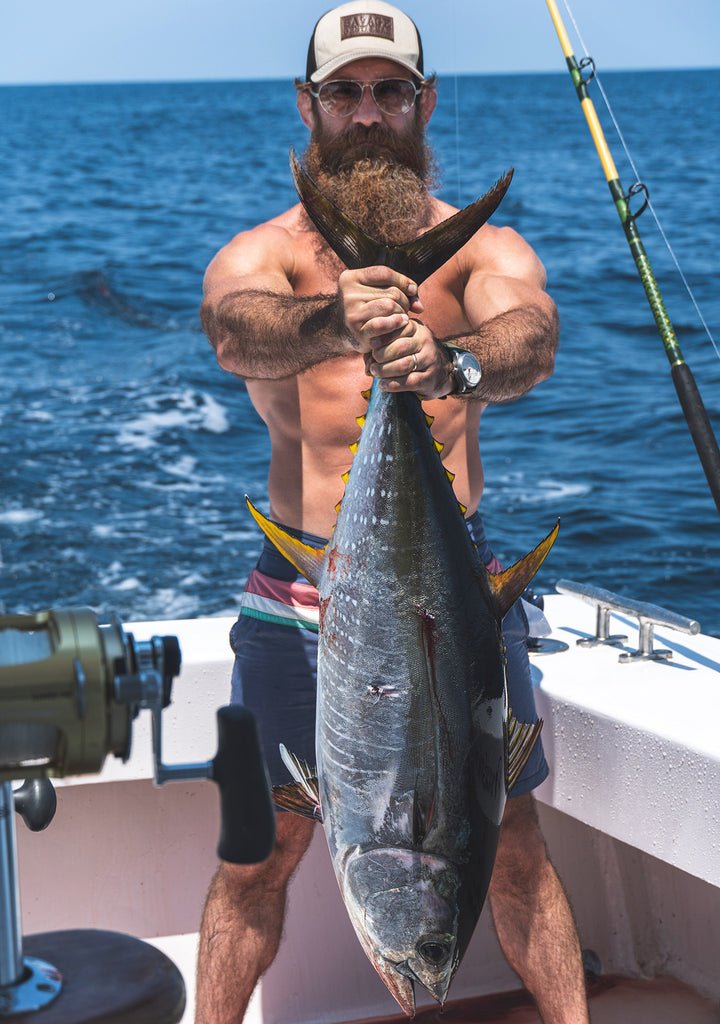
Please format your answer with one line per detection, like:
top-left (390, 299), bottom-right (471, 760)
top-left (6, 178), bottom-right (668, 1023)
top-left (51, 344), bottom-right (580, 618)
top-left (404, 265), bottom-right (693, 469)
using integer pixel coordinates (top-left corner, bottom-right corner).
top-left (196, 3), bottom-right (590, 1022)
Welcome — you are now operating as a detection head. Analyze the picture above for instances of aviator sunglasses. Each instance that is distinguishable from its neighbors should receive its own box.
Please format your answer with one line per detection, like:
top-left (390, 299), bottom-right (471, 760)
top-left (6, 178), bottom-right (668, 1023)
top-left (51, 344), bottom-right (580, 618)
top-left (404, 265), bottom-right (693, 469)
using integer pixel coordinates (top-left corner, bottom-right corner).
top-left (310, 78), bottom-right (422, 118)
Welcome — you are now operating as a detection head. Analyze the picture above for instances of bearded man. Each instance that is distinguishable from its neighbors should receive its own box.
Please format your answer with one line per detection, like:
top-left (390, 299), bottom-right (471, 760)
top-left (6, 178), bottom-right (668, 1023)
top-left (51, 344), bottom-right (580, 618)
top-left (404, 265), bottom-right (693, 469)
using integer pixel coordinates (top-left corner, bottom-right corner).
top-left (196, 3), bottom-right (589, 1022)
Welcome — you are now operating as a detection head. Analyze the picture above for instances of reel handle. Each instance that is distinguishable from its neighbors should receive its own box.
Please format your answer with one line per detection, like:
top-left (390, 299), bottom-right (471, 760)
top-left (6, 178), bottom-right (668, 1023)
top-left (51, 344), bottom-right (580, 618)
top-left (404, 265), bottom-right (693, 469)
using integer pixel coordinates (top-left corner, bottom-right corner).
top-left (211, 706), bottom-right (276, 865)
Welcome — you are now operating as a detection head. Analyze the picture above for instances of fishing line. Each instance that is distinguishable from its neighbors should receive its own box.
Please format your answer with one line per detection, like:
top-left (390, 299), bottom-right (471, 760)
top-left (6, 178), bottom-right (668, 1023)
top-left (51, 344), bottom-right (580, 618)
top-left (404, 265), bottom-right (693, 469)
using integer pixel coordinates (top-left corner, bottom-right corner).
top-left (561, 0), bottom-right (719, 362)
top-left (453, 73), bottom-right (463, 206)
top-left (451, 5), bottom-right (463, 205)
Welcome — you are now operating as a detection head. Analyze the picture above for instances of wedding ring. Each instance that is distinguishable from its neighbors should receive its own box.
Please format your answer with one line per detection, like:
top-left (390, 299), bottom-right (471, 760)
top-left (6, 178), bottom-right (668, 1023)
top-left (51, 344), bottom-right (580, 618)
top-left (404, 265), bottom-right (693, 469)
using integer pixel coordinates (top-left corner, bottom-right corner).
top-left (411, 353), bottom-right (418, 373)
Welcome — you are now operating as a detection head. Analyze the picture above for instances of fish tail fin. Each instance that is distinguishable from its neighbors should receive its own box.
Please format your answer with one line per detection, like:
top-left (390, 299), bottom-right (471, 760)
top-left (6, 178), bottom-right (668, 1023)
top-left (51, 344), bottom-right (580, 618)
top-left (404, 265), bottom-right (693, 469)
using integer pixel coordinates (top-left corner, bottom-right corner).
top-left (506, 711), bottom-right (543, 794)
top-left (488, 519), bottom-right (560, 620)
top-left (272, 743), bottom-right (322, 822)
top-left (246, 497), bottom-right (325, 588)
top-left (389, 170), bottom-right (513, 284)
top-left (290, 147), bottom-right (513, 285)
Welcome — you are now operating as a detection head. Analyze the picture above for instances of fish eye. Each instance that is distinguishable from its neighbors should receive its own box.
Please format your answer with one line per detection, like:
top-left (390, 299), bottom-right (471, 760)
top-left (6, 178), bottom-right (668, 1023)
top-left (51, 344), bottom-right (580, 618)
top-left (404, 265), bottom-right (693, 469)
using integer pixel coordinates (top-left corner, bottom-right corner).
top-left (418, 939), bottom-right (451, 967)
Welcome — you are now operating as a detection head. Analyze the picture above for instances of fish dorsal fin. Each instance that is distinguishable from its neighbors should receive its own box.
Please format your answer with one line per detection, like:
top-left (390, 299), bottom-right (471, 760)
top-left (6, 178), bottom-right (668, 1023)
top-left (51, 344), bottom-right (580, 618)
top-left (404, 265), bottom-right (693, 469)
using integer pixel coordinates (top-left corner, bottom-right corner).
top-left (506, 711), bottom-right (543, 794)
top-left (272, 743), bottom-right (323, 821)
top-left (488, 519), bottom-right (560, 620)
top-left (246, 497), bottom-right (325, 588)
top-left (290, 148), bottom-right (513, 285)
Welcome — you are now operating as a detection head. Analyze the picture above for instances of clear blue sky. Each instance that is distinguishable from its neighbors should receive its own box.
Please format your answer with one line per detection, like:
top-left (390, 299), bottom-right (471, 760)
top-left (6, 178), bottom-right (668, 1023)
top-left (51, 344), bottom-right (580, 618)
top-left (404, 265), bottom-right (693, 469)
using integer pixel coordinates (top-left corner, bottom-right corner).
top-left (2, 0), bottom-right (718, 85)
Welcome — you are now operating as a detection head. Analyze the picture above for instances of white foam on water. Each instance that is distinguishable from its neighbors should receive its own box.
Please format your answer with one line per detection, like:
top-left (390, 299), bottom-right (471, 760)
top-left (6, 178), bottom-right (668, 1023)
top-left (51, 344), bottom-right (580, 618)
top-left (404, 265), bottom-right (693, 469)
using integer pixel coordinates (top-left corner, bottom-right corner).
top-left (163, 455), bottom-right (197, 478)
top-left (22, 409), bottom-right (53, 422)
top-left (484, 473), bottom-right (591, 506)
top-left (114, 577), bottom-right (142, 592)
top-left (92, 524), bottom-right (114, 538)
top-left (0, 509), bottom-right (44, 525)
top-left (116, 390), bottom-right (230, 451)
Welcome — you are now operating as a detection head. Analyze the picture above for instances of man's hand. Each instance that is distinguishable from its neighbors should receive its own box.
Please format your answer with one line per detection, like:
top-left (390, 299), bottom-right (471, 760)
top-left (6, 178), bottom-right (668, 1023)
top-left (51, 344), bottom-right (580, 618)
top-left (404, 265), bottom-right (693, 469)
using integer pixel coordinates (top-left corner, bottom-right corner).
top-left (338, 266), bottom-right (454, 400)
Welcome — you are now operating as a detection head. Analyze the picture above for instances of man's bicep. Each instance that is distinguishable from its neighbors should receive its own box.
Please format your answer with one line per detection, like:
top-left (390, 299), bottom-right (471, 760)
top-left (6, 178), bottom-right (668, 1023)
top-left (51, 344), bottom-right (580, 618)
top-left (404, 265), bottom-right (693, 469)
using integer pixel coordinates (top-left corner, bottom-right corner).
top-left (202, 227), bottom-right (295, 303)
top-left (462, 226), bottom-right (551, 325)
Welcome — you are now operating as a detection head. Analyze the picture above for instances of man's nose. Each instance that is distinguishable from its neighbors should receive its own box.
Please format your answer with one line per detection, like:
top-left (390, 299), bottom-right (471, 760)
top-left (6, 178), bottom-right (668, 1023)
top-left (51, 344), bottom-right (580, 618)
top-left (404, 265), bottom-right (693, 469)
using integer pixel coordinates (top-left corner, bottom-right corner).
top-left (351, 84), bottom-right (383, 125)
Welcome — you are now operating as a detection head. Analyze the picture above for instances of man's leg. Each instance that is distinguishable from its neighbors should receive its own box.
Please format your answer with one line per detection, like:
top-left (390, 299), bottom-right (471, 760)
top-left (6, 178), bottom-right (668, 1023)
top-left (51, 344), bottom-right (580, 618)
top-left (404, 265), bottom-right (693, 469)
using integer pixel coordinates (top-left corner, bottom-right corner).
top-left (489, 794), bottom-right (590, 1024)
top-left (195, 812), bottom-right (315, 1024)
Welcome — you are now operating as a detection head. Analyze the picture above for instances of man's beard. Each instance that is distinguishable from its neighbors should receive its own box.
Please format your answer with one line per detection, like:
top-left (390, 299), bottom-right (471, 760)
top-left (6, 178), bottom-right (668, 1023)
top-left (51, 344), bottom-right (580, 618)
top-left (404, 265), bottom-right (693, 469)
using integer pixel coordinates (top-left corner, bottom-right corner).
top-left (302, 115), bottom-right (439, 245)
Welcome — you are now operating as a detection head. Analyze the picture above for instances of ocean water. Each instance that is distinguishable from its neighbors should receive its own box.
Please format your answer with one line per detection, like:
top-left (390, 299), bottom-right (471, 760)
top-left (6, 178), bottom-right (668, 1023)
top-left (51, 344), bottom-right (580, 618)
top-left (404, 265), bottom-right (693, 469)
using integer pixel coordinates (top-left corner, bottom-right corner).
top-left (1, 70), bottom-right (719, 635)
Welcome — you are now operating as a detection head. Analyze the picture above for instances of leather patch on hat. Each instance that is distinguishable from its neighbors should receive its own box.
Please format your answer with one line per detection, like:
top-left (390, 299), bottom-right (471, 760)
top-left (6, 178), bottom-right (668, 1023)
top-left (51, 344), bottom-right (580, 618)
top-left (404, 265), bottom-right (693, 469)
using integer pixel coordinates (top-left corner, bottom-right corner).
top-left (340, 13), bottom-right (394, 41)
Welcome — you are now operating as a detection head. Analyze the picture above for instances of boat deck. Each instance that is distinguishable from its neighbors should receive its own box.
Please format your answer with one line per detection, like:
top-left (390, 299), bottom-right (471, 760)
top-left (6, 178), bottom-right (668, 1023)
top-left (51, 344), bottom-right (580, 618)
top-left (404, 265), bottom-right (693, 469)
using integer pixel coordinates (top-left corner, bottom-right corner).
top-left (344, 976), bottom-right (719, 1023)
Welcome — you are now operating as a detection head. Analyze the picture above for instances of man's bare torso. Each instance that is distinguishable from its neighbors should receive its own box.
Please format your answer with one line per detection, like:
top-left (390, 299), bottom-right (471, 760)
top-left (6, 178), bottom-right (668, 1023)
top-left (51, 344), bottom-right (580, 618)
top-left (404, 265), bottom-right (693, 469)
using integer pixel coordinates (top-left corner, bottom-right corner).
top-left (243, 197), bottom-right (489, 537)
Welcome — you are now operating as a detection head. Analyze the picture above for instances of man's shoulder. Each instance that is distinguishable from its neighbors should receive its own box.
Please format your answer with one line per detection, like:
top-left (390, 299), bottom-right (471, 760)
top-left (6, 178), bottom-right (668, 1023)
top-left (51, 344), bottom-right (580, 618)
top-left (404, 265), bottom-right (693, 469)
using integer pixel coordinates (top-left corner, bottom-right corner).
top-left (225, 203), bottom-right (308, 252)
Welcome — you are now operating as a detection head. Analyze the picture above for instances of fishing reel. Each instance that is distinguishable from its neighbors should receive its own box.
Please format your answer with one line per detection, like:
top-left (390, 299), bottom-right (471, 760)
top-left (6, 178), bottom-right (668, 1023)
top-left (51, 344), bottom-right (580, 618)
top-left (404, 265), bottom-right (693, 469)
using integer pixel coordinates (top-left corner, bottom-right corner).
top-left (0, 606), bottom-right (275, 1018)
top-left (0, 608), bottom-right (179, 782)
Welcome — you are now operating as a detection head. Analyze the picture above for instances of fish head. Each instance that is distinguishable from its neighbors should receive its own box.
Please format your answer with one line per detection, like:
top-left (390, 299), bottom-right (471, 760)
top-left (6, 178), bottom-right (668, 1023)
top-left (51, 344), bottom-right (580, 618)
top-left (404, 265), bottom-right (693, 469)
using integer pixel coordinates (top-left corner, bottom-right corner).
top-left (343, 847), bottom-right (462, 1015)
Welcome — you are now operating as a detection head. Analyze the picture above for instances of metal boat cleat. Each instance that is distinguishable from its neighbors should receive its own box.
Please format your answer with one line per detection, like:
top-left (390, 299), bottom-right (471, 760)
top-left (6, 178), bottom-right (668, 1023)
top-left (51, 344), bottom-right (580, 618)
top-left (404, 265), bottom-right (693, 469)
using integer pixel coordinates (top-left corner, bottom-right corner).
top-left (555, 580), bottom-right (700, 664)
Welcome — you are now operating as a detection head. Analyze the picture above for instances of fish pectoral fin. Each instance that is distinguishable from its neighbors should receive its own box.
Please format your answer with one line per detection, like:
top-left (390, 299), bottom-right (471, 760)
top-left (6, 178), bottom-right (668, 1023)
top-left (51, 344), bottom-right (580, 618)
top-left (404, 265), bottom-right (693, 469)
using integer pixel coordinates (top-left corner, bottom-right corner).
top-left (273, 743), bottom-right (323, 821)
top-left (272, 782), bottom-right (323, 821)
top-left (246, 498), bottom-right (325, 588)
top-left (506, 710), bottom-right (543, 794)
top-left (412, 789), bottom-right (435, 848)
top-left (488, 519), bottom-right (560, 620)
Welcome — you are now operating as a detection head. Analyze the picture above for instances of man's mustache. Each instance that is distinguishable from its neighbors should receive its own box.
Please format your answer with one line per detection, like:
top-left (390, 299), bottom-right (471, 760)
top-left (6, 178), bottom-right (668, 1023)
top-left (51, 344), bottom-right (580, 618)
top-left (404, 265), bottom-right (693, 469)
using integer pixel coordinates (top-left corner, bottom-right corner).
top-left (313, 121), bottom-right (426, 176)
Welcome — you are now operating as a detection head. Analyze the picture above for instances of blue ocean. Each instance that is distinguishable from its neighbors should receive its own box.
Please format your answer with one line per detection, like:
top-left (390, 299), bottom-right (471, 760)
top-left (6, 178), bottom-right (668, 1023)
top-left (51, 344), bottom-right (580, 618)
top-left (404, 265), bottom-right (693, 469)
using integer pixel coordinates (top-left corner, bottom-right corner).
top-left (1, 70), bottom-right (718, 635)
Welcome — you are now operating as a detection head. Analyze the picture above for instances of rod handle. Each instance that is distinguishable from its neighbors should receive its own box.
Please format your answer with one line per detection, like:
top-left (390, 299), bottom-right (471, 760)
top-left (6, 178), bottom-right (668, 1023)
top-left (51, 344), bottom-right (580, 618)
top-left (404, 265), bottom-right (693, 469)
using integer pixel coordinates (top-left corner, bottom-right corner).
top-left (671, 362), bottom-right (720, 515)
top-left (211, 706), bottom-right (276, 865)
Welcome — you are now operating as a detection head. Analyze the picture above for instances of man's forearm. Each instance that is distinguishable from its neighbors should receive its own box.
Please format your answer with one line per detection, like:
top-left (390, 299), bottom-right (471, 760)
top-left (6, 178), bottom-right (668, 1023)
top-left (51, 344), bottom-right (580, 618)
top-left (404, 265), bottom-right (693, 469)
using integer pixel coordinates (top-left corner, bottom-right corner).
top-left (441, 302), bottom-right (559, 403)
top-left (201, 289), bottom-right (353, 379)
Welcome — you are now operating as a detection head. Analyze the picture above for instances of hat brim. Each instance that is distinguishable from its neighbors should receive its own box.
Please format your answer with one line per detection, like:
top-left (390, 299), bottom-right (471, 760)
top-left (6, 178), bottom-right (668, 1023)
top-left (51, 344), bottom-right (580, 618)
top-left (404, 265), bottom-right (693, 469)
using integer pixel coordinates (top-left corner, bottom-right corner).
top-left (310, 51), bottom-right (422, 83)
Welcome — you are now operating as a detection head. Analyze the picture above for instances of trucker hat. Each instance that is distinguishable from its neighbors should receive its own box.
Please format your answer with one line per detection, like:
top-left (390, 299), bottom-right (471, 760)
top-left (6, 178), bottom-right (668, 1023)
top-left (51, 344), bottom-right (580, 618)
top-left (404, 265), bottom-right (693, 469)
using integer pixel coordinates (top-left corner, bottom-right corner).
top-left (305, 1), bottom-right (424, 83)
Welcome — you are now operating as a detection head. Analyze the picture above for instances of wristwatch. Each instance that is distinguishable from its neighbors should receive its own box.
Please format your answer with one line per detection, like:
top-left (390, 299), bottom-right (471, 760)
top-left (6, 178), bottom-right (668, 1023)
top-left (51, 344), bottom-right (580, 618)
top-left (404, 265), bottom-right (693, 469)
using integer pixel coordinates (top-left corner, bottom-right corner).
top-left (446, 346), bottom-right (482, 396)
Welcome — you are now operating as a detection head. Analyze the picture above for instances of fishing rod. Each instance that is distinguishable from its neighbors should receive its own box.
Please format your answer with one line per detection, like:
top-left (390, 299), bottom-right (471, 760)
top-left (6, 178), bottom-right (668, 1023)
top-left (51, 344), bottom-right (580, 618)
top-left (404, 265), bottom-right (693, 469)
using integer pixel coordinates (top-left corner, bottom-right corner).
top-left (545, 0), bottom-right (720, 517)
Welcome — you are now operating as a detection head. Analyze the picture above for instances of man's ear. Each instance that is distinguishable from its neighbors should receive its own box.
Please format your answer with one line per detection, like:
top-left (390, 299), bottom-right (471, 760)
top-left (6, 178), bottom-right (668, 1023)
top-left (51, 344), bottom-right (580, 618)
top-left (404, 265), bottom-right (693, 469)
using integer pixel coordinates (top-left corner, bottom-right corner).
top-left (418, 86), bottom-right (437, 126)
top-left (297, 89), bottom-right (315, 130)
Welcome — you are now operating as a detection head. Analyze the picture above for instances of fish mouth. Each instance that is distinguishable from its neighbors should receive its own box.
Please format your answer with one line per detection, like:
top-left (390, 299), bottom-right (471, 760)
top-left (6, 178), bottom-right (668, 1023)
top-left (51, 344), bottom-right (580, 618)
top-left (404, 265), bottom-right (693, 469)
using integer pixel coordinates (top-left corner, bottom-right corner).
top-left (383, 932), bottom-right (456, 1013)
top-left (364, 933), bottom-right (456, 1016)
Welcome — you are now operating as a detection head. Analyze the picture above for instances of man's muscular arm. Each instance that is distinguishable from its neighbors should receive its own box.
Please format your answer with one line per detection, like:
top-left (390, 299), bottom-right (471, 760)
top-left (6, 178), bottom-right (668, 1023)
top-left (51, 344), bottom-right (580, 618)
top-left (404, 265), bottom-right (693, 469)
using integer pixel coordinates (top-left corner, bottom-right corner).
top-left (201, 288), bottom-right (352, 379)
top-left (438, 293), bottom-right (558, 403)
top-left (200, 221), bottom-right (356, 380)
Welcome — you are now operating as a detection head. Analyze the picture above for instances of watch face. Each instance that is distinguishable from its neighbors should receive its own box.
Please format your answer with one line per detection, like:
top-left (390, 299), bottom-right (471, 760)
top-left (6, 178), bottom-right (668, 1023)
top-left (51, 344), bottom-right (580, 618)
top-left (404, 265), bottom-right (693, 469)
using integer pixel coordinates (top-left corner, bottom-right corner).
top-left (457, 351), bottom-right (482, 387)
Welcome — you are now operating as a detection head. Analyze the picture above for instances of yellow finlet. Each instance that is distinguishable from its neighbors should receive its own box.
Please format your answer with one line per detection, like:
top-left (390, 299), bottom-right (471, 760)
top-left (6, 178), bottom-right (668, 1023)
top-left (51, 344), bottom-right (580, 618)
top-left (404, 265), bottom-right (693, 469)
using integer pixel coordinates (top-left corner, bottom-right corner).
top-left (341, 470), bottom-right (351, 484)
top-left (457, 501), bottom-right (467, 515)
top-left (246, 497), bottom-right (326, 588)
top-left (424, 413), bottom-right (434, 427)
top-left (355, 415), bottom-right (366, 427)
top-left (349, 441), bottom-right (358, 454)
top-left (446, 469), bottom-right (456, 484)
top-left (434, 440), bottom-right (444, 454)
top-left (361, 387), bottom-right (372, 401)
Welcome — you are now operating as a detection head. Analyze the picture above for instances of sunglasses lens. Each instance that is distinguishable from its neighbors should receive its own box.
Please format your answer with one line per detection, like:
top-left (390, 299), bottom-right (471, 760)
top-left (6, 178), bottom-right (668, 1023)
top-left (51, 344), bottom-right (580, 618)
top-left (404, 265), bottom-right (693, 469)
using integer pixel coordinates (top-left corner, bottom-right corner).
top-left (316, 79), bottom-right (418, 117)
top-left (373, 79), bottom-right (417, 114)
top-left (317, 81), bottom-right (363, 117)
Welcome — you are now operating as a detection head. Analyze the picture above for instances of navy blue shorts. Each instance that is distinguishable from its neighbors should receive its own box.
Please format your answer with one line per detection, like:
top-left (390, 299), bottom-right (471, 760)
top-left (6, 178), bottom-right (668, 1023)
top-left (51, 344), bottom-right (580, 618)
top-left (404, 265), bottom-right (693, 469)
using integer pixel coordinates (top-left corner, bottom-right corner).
top-left (230, 511), bottom-right (548, 796)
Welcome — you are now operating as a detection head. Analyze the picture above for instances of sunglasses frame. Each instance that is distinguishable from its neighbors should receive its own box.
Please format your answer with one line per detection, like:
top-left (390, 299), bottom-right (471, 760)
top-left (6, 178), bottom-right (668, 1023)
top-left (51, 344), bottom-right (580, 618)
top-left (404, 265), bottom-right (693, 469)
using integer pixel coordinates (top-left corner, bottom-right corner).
top-left (309, 78), bottom-right (423, 118)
